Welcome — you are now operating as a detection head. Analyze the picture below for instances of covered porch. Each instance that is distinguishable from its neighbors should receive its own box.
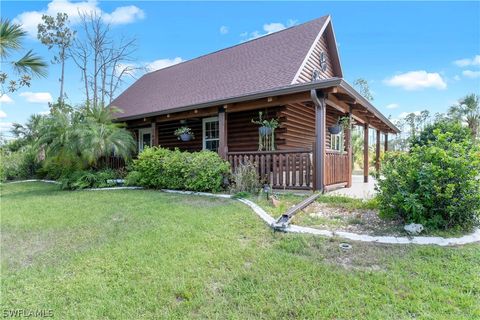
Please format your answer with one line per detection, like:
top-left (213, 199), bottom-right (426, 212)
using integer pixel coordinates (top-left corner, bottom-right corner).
top-left (123, 79), bottom-right (398, 192)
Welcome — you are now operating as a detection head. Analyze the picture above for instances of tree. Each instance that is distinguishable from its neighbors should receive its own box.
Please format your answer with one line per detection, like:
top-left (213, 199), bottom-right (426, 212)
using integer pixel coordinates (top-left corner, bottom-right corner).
top-left (37, 104), bottom-right (135, 169)
top-left (37, 13), bottom-right (75, 103)
top-left (448, 94), bottom-right (480, 139)
top-left (353, 78), bottom-right (374, 101)
top-left (0, 19), bottom-right (48, 95)
top-left (70, 12), bottom-right (138, 108)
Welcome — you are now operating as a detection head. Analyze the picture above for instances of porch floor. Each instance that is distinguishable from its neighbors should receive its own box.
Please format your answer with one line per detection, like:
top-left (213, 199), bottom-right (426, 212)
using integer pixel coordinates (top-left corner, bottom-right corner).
top-left (329, 175), bottom-right (377, 200)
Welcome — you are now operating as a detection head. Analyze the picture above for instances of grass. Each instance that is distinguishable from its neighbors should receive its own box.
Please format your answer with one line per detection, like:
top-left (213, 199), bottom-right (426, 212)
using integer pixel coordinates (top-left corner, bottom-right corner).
top-left (1, 182), bottom-right (479, 319)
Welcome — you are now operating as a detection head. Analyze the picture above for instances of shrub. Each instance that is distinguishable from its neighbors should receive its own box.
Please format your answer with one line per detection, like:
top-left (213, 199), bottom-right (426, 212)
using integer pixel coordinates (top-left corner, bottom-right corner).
top-left (231, 161), bottom-right (260, 193)
top-left (59, 169), bottom-right (122, 190)
top-left (377, 129), bottom-right (480, 230)
top-left (0, 147), bottom-right (40, 181)
top-left (127, 147), bottom-right (230, 192)
top-left (411, 120), bottom-right (472, 148)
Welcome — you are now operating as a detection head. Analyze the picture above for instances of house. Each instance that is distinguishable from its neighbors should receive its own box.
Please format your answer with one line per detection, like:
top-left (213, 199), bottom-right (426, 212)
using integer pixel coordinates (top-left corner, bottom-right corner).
top-left (111, 15), bottom-right (399, 192)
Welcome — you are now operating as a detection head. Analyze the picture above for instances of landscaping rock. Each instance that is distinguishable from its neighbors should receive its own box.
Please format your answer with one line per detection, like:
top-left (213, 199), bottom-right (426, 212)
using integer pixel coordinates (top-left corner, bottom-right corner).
top-left (404, 223), bottom-right (424, 235)
top-left (269, 196), bottom-right (281, 208)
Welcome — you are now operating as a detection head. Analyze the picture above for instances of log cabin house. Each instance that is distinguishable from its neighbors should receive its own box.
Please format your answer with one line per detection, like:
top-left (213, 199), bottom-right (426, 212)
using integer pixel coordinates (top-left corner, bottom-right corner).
top-left (111, 15), bottom-right (399, 192)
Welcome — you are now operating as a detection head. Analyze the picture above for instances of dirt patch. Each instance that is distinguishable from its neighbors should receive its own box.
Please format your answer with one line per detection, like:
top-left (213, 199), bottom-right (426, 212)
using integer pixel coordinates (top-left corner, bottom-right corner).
top-left (295, 202), bottom-right (404, 236)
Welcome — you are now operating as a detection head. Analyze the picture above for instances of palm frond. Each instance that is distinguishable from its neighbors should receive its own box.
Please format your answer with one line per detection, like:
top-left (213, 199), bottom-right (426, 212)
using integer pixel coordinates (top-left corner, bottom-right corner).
top-left (0, 19), bottom-right (26, 58)
top-left (12, 50), bottom-right (48, 77)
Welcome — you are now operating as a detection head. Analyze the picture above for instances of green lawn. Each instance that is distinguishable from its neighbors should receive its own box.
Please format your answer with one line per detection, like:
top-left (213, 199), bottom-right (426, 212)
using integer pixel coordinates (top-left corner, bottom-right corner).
top-left (1, 182), bottom-right (479, 319)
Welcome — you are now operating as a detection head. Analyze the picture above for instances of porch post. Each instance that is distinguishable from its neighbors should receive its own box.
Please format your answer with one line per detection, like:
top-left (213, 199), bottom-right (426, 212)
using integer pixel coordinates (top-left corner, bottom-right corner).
top-left (384, 133), bottom-right (388, 152)
top-left (218, 107), bottom-right (228, 159)
top-left (151, 121), bottom-right (158, 146)
top-left (346, 106), bottom-right (353, 188)
top-left (311, 90), bottom-right (326, 192)
top-left (363, 123), bottom-right (369, 183)
top-left (375, 129), bottom-right (381, 173)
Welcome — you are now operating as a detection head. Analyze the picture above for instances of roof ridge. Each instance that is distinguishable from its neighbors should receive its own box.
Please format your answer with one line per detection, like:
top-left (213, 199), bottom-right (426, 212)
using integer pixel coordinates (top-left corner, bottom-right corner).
top-left (145, 15), bottom-right (330, 76)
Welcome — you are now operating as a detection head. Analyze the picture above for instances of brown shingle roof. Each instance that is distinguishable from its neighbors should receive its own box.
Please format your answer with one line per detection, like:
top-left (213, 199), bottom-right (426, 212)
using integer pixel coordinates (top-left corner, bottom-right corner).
top-left (111, 16), bottom-right (329, 120)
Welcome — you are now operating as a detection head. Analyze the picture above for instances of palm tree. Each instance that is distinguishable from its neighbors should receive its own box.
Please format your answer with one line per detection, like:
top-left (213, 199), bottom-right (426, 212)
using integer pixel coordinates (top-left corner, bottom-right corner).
top-left (38, 105), bottom-right (135, 169)
top-left (0, 19), bottom-right (48, 94)
top-left (79, 105), bottom-right (136, 166)
top-left (448, 94), bottom-right (480, 139)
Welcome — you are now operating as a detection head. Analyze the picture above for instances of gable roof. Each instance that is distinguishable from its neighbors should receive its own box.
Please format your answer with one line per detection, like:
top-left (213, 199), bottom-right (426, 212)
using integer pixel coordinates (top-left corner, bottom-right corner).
top-left (112, 15), bottom-right (339, 120)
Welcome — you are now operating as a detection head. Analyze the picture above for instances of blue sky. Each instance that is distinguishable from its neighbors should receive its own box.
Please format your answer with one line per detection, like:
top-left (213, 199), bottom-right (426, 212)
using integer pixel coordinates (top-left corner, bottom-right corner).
top-left (1, 1), bottom-right (479, 137)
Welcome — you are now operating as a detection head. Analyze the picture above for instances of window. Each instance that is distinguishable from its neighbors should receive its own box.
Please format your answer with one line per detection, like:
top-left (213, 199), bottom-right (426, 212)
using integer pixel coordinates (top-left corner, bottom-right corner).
top-left (138, 128), bottom-right (152, 152)
top-left (330, 133), bottom-right (343, 151)
top-left (202, 117), bottom-right (219, 151)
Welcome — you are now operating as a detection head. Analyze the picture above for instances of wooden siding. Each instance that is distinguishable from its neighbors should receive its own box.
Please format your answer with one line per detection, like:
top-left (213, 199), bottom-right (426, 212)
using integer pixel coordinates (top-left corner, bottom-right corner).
top-left (227, 107), bottom-right (285, 152)
top-left (157, 119), bottom-right (203, 152)
top-left (295, 33), bottom-right (335, 83)
top-left (277, 103), bottom-right (346, 152)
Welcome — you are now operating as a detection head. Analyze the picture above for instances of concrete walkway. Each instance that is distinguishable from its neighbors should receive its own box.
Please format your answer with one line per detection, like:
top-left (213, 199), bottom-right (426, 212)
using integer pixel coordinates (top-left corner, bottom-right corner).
top-left (329, 175), bottom-right (377, 199)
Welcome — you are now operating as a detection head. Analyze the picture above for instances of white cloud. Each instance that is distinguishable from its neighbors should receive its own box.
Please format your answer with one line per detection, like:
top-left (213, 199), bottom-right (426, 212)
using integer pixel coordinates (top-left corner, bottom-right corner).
top-left (103, 5), bottom-right (145, 25)
top-left (453, 75), bottom-right (461, 81)
top-left (0, 110), bottom-right (7, 118)
top-left (462, 70), bottom-right (480, 79)
top-left (453, 55), bottom-right (480, 67)
top-left (399, 111), bottom-right (421, 118)
top-left (13, 0), bottom-right (144, 37)
top-left (146, 57), bottom-right (183, 72)
top-left (242, 19), bottom-right (297, 41)
top-left (19, 92), bottom-right (53, 103)
top-left (385, 103), bottom-right (399, 109)
top-left (220, 26), bottom-right (229, 35)
top-left (0, 94), bottom-right (14, 104)
top-left (384, 71), bottom-right (447, 90)
top-left (0, 122), bottom-right (13, 133)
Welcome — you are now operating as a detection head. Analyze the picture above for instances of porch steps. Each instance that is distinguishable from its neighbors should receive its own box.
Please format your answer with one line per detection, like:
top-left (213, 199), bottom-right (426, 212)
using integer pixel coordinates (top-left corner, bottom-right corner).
top-left (273, 193), bottom-right (321, 230)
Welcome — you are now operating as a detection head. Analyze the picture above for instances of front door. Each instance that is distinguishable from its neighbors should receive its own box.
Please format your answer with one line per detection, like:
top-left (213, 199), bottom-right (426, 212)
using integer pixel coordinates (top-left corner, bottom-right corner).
top-left (138, 128), bottom-right (152, 152)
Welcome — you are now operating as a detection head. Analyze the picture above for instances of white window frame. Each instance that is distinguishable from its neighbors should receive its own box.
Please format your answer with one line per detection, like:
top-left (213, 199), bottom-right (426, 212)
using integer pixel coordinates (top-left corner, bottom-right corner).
top-left (330, 132), bottom-right (344, 152)
top-left (138, 127), bottom-right (152, 152)
top-left (202, 116), bottom-right (219, 151)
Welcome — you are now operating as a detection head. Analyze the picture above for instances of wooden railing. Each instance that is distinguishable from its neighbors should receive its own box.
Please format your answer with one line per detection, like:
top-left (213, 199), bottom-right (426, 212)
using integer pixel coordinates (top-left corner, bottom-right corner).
top-left (227, 149), bottom-right (313, 190)
top-left (98, 156), bottom-right (126, 170)
top-left (325, 150), bottom-right (349, 186)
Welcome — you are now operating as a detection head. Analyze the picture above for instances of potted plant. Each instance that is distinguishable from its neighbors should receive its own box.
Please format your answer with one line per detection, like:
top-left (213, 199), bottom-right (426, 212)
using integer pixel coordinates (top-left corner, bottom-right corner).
top-left (174, 126), bottom-right (195, 141)
top-left (251, 111), bottom-right (280, 151)
top-left (328, 116), bottom-right (350, 134)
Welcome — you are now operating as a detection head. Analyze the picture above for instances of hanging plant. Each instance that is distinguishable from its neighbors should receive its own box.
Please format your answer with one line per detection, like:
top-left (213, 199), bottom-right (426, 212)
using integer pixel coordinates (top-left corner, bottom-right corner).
top-left (328, 116), bottom-right (350, 134)
top-left (174, 126), bottom-right (195, 141)
top-left (338, 116), bottom-right (351, 131)
top-left (251, 111), bottom-right (280, 151)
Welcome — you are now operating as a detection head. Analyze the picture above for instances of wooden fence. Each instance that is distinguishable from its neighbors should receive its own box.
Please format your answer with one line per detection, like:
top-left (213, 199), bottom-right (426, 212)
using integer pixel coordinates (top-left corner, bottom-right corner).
top-left (324, 150), bottom-right (349, 186)
top-left (227, 149), bottom-right (313, 190)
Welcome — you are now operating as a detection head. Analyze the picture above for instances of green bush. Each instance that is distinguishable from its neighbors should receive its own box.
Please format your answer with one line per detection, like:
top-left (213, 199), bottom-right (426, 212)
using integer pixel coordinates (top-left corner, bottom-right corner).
top-left (0, 147), bottom-right (41, 181)
top-left (377, 128), bottom-right (480, 230)
top-left (411, 120), bottom-right (472, 148)
top-left (127, 147), bottom-right (230, 192)
top-left (59, 169), bottom-right (123, 190)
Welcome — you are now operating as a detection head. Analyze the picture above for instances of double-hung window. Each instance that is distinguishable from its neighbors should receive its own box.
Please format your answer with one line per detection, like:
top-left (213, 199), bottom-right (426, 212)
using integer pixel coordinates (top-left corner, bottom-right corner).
top-left (202, 117), bottom-right (219, 151)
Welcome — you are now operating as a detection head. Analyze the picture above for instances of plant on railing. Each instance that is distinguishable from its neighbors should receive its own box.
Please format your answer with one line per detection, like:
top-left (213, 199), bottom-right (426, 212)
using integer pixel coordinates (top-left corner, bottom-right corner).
top-left (174, 126), bottom-right (195, 141)
top-left (251, 111), bottom-right (280, 151)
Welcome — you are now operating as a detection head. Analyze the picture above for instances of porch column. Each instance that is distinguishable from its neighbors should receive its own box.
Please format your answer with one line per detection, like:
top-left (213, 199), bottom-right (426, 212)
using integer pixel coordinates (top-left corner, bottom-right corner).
top-left (384, 133), bottom-right (389, 152)
top-left (218, 107), bottom-right (228, 159)
top-left (363, 123), bottom-right (369, 183)
top-left (346, 106), bottom-right (353, 188)
top-left (375, 129), bottom-right (381, 173)
top-left (151, 122), bottom-right (158, 146)
top-left (312, 90), bottom-right (326, 192)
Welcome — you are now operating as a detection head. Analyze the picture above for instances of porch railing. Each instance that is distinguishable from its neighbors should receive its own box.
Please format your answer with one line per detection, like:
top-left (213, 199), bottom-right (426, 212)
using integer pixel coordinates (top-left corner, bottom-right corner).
top-left (98, 156), bottom-right (126, 170)
top-left (227, 149), bottom-right (313, 190)
top-left (324, 150), bottom-right (349, 186)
